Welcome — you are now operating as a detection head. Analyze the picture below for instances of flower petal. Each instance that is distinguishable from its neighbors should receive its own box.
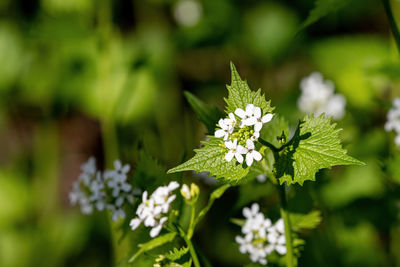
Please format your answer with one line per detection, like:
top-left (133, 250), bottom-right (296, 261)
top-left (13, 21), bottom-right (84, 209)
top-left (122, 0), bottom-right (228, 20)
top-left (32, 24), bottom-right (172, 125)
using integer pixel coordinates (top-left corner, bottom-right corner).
top-left (254, 122), bottom-right (263, 132)
top-left (225, 141), bottom-right (234, 149)
top-left (235, 153), bottom-right (244, 163)
top-left (276, 244), bottom-right (287, 255)
top-left (262, 113), bottom-right (273, 123)
top-left (254, 107), bottom-right (261, 118)
top-left (246, 154), bottom-right (254, 166)
top-left (246, 139), bottom-right (255, 149)
top-left (215, 129), bottom-right (226, 138)
top-left (129, 218), bottom-right (141, 230)
top-left (252, 150), bottom-right (262, 161)
top-left (225, 151), bottom-right (234, 162)
top-left (150, 224), bottom-right (163, 237)
top-left (237, 145), bottom-right (248, 154)
top-left (245, 104), bottom-right (255, 114)
top-left (235, 108), bottom-right (246, 118)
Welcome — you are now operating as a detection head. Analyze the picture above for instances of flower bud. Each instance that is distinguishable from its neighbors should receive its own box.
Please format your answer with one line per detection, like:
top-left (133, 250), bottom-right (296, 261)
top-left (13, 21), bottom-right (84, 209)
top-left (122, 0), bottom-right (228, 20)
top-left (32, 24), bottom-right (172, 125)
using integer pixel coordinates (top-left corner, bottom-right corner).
top-left (180, 183), bottom-right (199, 203)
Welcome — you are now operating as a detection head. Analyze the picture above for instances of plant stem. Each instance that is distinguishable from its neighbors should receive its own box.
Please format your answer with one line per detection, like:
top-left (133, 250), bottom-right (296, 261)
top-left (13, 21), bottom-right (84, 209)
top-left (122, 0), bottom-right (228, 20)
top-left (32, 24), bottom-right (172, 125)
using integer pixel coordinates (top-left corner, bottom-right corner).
top-left (187, 204), bottom-right (196, 239)
top-left (178, 227), bottom-right (201, 267)
top-left (382, 0), bottom-right (400, 54)
top-left (278, 184), bottom-right (295, 267)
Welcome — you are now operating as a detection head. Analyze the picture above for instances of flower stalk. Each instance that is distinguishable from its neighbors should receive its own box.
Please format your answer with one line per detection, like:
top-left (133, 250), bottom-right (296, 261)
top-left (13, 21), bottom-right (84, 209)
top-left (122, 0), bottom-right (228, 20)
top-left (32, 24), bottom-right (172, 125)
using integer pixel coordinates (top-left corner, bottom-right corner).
top-left (278, 185), bottom-right (295, 267)
top-left (382, 0), bottom-right (400, 54)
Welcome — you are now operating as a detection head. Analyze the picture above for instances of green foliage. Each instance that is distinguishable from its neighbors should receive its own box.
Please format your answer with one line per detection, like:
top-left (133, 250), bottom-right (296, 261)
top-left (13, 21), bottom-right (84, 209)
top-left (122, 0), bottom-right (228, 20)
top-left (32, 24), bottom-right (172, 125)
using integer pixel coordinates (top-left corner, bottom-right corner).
top-left (167, 137), bottom-right (249, 183)
top-left (321, 160), bottom-right (384, 208)
top-left (169, 63), bottom-right (275, 183)
top-left (260, 115), bottom-right (289, 148)
top-left (277, 115), bottom-right (364, 185)
top-left (132, 151), bottom-right (169, 192)
top-left (225, 62), bottom-right (274, 115)
top-left (299, 0), bottom-right (353, 30)
top-left (183, 91), bottom-right (225, 135)
top-left (290, 210), bottom-right (322, 232)
top-left (311, 36), bottom-right (390, 108)
top-left (164, 247), bottom-right (189, 261)
top-left (129, 232), bottom-right (177, 263)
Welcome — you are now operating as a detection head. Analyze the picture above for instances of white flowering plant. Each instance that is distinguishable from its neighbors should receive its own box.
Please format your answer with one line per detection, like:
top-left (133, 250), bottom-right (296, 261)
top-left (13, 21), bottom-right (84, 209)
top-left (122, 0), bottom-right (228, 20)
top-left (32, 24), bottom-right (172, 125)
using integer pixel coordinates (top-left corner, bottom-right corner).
top-left (167, 63), bottom-right (364, 266)
top-left (68, 63), bottom-right (364, 267)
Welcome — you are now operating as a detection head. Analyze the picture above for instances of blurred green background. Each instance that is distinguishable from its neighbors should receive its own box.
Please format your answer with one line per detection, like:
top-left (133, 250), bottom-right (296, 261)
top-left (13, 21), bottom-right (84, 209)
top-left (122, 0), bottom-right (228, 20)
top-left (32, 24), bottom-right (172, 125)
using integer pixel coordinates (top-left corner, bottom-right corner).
top-left (1, 0), bottom-right (400, 266)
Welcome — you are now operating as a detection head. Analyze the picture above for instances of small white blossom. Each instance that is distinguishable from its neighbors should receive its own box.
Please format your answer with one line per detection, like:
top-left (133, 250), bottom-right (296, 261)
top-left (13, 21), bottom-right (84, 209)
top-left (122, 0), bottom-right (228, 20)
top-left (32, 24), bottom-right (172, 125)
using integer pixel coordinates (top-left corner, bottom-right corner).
top-left (173, 0), bottom-right (203, 27)
top-left (235, 104), bottom-right (255, 128)
top-left (215, 104), bottom-right (272, 164)
top-left (385, 98), bottom-right (400, 146)
top-left (69, 157), bottom-right (140, 222)
top-left (256, 174), bottom-right (267, 183)
top-left (235, 203), bottom-right (287, 265)
top-left (251, 107), bottom-right (274, 132)
top-left (266, 219), bottom-right (287, 255)
top-left (130, 181), bottom-right (179, 237)
top-left (250, 131), bottom-right (260, 141)
top-left (298, 72), bottom-right (346, 120)
top-left (225, 139), bottom-right (247, 163)
top-left (244, 139), bottom-right (262, 167)
top-left (215, 113), bottom-right (236, 140)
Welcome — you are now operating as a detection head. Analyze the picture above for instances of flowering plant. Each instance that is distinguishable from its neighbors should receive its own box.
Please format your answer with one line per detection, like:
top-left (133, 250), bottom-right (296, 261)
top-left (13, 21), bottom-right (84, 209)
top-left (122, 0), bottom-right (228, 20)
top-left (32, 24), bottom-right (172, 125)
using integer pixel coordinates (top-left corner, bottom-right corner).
top-left (69, 63), bottom-right (363, 266)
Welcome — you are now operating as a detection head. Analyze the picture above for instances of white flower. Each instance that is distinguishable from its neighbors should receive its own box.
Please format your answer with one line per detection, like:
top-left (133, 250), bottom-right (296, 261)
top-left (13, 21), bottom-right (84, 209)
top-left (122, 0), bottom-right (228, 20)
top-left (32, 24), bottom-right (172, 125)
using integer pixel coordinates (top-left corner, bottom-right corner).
top-left (130, 181), bottom-right (179, 237)
top-left (385, 98), bottom-right (400, 146)
top-left (298, 72), bottom-right (346, 120)
top-left (69, 157), bottom-right (140, 221)
top-left (244, 139), bottom-right (262, 166)
top-left (252, 107), bottom-right (274, 132)
top-left (236, 233), bottom-right (253, 254)
top-left (236, 203), bottom-right (287, 265)
top-left (235, 104), bottom-right (255, 128)
top-left (225, 139), bottom-right (247, 163)
top-left (215, 113), bottom-right (236, 140)
top-left (266, 219), bottom-right (286, 255)
top-left (256, 174), bottom-right (267, 183)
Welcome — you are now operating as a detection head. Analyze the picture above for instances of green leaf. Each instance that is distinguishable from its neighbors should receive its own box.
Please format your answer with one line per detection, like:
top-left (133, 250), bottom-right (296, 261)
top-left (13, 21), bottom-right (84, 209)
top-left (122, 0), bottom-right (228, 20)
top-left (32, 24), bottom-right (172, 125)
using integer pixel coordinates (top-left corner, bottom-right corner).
top-left (260, 115), bottom-right (290, 148)
top-left (132, 150), bottom-right (169, 192)
top-left (167, 137), bottom-right (249, 183)
top-left (225, 62), bottom-right (274, 115)
top-left (181, 260), bottom-right (193, 267)
top-left (183, 91), bottom-right (224, 135)
top-left (290, 210), bottom-right (322, 232)
top-left (195, 184), bottom-right (230, 226)
top-left (230, 218), bottom-right (245, 227)
top-left (128, 232), bottom-right (177, 263)
top-left (299, 0), bottom-right (353, 31)
top-left (164, 247), bottom-right (189, 261)
top-left (276, 115), bottom-right (364, 185)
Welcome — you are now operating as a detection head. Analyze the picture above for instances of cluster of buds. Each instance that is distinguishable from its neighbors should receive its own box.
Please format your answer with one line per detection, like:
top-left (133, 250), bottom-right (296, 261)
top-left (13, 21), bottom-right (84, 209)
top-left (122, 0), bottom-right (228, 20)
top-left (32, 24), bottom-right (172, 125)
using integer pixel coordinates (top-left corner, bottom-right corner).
top-left (180, 183), bottom-right (200, 204)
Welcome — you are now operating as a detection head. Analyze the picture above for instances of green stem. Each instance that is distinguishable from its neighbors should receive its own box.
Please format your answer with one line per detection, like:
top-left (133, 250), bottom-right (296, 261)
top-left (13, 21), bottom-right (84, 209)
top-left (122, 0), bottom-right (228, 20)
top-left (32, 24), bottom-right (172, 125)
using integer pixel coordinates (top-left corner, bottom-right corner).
top-left (258, 138), bottom-right (280, 152)
top-left (383, 0), bottom-right (400, 54)
top-left (177, 226), bottom-right (201, 267)
top-left (187, 204), bottom-right (196, 239)
top-left (278, 184), bottom-right (295, 267)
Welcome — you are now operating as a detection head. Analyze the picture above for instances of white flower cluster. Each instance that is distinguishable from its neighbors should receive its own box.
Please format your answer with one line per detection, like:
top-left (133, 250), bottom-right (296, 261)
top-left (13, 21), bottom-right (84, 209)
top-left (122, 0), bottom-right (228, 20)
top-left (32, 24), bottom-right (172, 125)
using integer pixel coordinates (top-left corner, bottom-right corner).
top-left (130, 181), bottom-right (179, 238)
top-left (69, 157), bottom-right (140, 221)
top-left (298, 72), bottom-right (346, 120)
top-left (235, 203), bottom-right (286, 265)
top-left (214, 104), bottom-right (273, 166)
top-left (385, 98), bottom-right (400, 146)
